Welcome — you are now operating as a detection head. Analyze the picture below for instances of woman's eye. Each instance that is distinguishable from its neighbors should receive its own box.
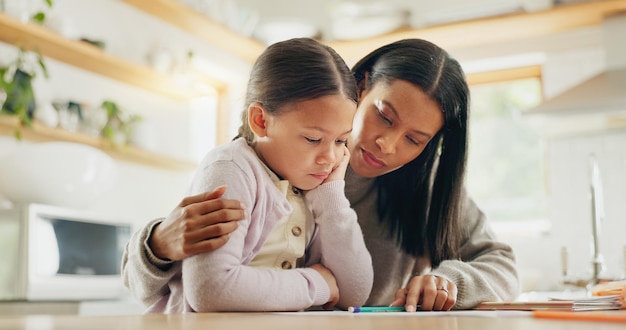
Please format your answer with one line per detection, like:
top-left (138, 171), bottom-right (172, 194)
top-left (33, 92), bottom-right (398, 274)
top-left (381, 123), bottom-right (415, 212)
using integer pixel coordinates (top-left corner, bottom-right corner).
top-left (336, 139), bottom-right (348, 145)
top-left (305, 137), bottom-right (321, 144)
top-left (407, 136), bottom-right (421, 146)
top-left (375, 99), bottom-right (392, 125)
top-left (377, 109), bottom-right (392, 125)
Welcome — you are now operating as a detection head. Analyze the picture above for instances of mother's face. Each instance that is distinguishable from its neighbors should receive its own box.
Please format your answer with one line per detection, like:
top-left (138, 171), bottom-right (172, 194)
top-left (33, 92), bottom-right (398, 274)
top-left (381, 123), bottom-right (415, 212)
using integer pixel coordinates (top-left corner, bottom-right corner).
top-left (349, 79), bottom-right (444, 178)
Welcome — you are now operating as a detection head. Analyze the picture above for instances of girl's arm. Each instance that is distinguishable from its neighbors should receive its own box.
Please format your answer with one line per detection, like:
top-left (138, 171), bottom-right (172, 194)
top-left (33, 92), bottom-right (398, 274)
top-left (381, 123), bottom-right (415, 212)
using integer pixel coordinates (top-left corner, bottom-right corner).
top-left (304, 180), bottom-right (374, 310)
top-left (182, 222), bottom-right (331, 312)
top-left (182, 161), bottom-right (332, 312)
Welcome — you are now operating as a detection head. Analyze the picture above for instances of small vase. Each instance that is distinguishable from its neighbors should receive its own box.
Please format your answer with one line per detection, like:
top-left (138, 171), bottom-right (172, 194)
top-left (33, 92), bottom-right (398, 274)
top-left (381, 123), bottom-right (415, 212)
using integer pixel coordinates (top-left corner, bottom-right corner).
top-left (1, 69), bottom-right (36, 121)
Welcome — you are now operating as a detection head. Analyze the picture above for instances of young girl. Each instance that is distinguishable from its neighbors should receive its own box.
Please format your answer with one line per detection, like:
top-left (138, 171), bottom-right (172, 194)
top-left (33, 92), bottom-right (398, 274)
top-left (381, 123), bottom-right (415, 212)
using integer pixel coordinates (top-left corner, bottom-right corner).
top-left (144, 38), bottom-right (373, 313)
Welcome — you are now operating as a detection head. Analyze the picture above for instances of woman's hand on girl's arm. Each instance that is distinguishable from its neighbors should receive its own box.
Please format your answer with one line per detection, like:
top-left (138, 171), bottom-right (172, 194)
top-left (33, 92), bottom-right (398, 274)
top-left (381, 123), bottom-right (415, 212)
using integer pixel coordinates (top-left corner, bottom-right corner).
top-left (390, 274), bottom-right (457, 312)
top-left (150, 185), bottom-right (246, 261)
top-left (310, 264), bottom-right (340, 310)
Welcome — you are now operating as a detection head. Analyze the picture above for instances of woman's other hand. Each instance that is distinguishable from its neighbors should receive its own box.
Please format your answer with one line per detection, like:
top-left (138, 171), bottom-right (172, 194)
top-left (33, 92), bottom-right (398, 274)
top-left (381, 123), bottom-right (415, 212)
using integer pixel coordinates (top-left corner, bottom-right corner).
top-left (150, 185), bottom-right (246, 261)
top-left (310, 263), bottom-right (340, 310)
top-left (390, 274), bottom-right (457, 311)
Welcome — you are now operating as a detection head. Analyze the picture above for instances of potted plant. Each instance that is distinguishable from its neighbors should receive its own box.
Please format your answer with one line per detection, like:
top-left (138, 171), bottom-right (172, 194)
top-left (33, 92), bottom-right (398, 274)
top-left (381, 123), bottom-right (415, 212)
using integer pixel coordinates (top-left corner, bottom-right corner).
top-left (100, 100), bottom-right (142, 146)
top-left (0, 48), bottom-right (48, 138)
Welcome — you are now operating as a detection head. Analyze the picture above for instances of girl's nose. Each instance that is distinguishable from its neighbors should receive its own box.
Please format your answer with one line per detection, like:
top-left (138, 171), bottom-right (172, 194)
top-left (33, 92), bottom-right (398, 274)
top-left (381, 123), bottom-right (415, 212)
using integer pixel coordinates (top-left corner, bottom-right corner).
top-left (316, 143), bottom-right (337, 165)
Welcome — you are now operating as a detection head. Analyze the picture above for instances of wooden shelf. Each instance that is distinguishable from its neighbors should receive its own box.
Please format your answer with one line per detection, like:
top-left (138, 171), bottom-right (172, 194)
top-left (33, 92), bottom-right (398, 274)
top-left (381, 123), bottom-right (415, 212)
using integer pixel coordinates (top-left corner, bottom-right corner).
top-left (329, 0), bottom-right (626, 64)
top-left (0, 13), bottom-right (226, 98)
top-left (121, 0), bottom-right (265, 63)
top-left (0, 116), bottom-right (197, 171)
top-left (466, 65), bottom-right (542, 85)
top-left (607, 115), bottom-right (626, 129)
top-left (123, 0), bottom-right (626, 65)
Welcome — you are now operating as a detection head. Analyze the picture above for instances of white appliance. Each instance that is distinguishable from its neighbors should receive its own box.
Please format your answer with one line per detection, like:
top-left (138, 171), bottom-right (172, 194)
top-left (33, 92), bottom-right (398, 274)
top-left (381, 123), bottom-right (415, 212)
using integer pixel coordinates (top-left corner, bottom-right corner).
top-left (0, 203), bottom-right (131, 301)
top-left (524, 13), bottom-right (626, 135)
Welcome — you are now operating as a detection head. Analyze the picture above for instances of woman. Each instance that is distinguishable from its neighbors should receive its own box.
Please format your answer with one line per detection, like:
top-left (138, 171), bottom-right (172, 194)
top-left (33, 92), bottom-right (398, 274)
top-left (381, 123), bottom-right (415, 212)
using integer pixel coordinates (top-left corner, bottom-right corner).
top-left (122, 38), bottom-right (519, 312)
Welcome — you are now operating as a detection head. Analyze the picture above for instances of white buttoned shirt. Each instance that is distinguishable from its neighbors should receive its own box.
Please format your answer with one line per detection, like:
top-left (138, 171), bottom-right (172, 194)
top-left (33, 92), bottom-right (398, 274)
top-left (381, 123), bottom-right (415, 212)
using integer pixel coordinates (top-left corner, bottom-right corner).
top-left (248, 166), bottom-right (315, 270)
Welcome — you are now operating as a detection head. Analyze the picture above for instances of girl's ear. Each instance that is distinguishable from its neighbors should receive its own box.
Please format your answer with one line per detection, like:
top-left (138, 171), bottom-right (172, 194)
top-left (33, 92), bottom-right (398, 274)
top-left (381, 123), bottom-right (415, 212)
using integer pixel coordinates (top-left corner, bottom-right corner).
top-left (248, 102), bottom-right (268, 137)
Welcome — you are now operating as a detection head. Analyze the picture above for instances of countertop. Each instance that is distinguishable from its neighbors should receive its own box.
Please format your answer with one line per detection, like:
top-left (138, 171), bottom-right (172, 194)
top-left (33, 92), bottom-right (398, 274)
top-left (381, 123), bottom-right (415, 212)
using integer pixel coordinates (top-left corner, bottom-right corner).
top-left (0, 298), bottom-right (144, 316)
top-left (1, 310), bottom-right (625, 330)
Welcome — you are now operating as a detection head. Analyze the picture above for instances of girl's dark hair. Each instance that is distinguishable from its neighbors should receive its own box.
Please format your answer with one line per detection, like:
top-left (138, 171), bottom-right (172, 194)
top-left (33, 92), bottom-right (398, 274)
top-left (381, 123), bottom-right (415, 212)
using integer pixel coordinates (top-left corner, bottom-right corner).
top-left (235, 38), bottom-right (357, 142)
top-left (353, 39), bottom-right (469, 266)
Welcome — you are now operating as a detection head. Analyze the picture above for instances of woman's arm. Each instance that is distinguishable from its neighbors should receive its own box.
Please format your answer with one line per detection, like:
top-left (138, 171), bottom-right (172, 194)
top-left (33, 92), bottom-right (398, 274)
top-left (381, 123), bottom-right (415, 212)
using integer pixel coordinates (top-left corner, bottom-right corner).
top-left (432, 197), bottom-right (520, 309)
top-left (391, 195), bottom-right (520, 311)
top-left (121, 218), bottom-right (176, 307)
top-left (429, 195), bottom-right (520, 309)
top-left (121, 187), bottom-right (245, 306)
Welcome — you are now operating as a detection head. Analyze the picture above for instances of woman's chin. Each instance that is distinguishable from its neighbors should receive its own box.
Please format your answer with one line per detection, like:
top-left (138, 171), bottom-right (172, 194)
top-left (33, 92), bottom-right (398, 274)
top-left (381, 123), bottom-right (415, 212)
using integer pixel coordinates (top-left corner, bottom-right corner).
top-left (350, 158), bottom-right (381, 178)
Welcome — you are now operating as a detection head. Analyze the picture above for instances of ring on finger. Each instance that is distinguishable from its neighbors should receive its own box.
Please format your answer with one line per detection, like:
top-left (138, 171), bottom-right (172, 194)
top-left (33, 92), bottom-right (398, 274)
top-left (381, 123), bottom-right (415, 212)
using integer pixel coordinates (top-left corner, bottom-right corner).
top-left (437, 286), bottom-right (448, 294)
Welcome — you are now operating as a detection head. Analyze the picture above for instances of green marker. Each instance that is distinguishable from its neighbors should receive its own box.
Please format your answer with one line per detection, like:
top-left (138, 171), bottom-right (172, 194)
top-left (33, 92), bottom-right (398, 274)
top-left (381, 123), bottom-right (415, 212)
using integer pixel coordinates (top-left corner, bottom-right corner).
top-left (348, 306), bottom-right (406, 313)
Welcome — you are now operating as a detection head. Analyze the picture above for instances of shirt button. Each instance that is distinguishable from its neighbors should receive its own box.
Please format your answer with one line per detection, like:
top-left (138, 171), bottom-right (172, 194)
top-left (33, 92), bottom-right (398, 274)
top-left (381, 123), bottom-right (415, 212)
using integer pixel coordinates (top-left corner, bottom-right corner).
top-left (291, 226), bottom-right (302, 237)
top-left (281, 261), bottom-right (293, 269)
top-left (291, 187), bottom-right (300, 195)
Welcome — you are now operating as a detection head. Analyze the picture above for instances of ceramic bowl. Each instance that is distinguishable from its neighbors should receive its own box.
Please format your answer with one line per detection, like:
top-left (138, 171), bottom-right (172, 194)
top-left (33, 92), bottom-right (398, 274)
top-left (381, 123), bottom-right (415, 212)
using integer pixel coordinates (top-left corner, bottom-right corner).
top-left (0, 142), bottom-right (118, 209)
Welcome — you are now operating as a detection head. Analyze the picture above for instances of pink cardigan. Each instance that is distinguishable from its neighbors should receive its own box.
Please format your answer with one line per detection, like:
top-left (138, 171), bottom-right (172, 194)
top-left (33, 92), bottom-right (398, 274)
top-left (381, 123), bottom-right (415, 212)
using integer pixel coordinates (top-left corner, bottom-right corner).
top-left (146, 138), bottom-right (373, 313)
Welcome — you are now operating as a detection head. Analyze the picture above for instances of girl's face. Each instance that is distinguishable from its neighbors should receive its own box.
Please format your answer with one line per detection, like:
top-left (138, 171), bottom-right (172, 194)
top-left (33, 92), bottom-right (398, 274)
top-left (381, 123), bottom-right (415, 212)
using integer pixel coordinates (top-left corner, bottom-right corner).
top-left (349, 79), bottom-right (444, 178)
top-left (252, 94), bottom-right (356, 190)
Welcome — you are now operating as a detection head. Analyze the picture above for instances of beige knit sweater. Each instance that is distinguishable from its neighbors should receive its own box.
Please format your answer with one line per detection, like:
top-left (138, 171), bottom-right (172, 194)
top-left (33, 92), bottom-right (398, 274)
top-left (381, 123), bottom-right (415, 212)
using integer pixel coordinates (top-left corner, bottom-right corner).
top-left (342, 168), bottom-right (520, 308)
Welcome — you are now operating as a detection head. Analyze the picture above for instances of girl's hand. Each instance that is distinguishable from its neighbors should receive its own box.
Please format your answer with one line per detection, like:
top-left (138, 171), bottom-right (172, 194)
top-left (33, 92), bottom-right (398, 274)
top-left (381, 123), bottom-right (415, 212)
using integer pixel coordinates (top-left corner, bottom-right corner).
top-left (325, 145), bottom-right (350, 183)
top-left (390, 274), bottom-right (457, 312)
top-left (310, 263), bottom-right (339, 310)
top-left (150, 186), bottom-right (246, 261)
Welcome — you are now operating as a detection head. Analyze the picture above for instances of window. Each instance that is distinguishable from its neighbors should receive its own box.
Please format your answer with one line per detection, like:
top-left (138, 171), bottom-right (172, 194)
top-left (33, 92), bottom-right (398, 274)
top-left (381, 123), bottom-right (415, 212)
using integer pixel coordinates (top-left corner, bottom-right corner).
top-left (465, 72), bottom-right (549, 236)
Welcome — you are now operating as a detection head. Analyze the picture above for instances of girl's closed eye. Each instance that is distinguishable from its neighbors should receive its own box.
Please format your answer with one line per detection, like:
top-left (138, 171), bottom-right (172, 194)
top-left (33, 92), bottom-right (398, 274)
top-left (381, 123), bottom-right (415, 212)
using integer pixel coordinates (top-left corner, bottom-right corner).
top-left (305, 136), bottom-right (321, 144)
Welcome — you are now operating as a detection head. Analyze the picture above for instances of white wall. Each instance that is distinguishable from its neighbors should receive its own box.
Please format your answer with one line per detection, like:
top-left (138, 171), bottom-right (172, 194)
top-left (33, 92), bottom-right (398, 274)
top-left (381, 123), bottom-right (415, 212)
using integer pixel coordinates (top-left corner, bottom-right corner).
top-left (449, 14), bottom-right (626, 292)
top-left (502, 48), bottom-right (626, 292)
top-left (504, 131), bottom-right (626, 290)
top-left (0, 0), bottom-right (251, 230)
top-left (507, 130), bottom-right (626, 292)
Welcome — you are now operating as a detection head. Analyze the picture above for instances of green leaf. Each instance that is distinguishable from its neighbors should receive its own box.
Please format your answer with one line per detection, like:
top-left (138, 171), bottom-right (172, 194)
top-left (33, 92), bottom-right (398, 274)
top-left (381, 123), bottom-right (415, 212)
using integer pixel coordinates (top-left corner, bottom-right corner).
top-left (0, 67), bottom-right (12, 92)
top-left (32, 12), bottom-right (46, 24)
top-left (36, 52), bottom-right (49, 79)
top-left (102, 125), bottom-right (114, 139)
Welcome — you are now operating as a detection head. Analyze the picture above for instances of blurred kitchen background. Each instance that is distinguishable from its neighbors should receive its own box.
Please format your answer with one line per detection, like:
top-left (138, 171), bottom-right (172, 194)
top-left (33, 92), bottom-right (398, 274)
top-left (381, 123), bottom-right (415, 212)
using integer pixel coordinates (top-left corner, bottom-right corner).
top-left (0, 0), bottom-right (625, 315)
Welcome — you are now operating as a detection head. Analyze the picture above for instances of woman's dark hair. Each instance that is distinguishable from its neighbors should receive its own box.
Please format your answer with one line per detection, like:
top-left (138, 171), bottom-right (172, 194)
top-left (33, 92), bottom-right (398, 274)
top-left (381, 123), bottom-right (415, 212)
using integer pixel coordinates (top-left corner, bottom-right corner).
top-left (353, 39), bottom-right (469, 266)
top-left (235, 38), bottom-right (357, 142)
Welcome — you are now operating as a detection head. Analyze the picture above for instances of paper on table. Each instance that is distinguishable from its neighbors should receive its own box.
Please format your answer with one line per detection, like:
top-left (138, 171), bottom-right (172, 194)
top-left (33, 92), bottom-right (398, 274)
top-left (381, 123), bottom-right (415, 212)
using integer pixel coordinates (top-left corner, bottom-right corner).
top-left (591, 280), bottom-right (626, 309)
top-left (474, 295), bottom-right (623, 312)
top-left (273, 310), bottom-right (532, 317)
